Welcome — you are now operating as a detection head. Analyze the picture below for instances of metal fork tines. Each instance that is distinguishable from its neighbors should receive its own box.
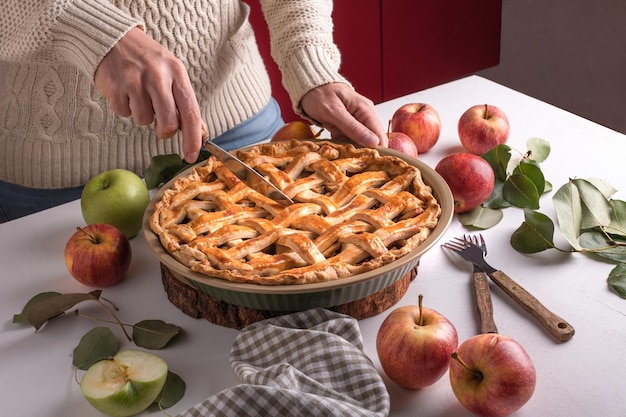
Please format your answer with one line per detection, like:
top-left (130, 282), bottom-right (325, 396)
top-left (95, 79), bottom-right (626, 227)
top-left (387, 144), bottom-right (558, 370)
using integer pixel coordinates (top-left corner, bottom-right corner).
top-left (443, 234), bottom-right (575, 342)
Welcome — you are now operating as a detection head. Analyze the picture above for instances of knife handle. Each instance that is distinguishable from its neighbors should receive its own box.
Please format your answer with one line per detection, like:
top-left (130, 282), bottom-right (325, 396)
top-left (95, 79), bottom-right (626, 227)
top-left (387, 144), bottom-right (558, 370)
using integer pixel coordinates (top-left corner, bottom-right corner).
top-left (472, 271), bottom-right (498, 334)
top-left (489, 270), bottom-right (575, 342)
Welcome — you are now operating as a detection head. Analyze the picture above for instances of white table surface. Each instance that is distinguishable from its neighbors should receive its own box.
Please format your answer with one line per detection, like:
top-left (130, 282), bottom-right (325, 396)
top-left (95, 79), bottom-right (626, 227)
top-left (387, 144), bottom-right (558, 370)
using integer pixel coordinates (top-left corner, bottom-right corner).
top-left (2, 75), bottom-right (625, 417)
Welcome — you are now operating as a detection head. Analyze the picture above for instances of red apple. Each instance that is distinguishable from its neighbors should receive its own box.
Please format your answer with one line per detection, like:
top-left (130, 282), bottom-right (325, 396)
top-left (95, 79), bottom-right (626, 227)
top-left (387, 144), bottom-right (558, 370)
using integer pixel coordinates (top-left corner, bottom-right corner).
top-left (449, 334), bottom-right (536, 417)
top-left (387, 131), bottom-right (418, 158)
top-left (376, 295), bottom-right (458, 389)
top-left (271, 120), bottom-right (318, 142)
top-left (435, 153), bottom-right (495, 213)
top-left (64, 224), bottom-right (132, 287)
top-left (458, 104), bottom-right (510, 155)
top-left (390, 103), bottom-right (441, 153)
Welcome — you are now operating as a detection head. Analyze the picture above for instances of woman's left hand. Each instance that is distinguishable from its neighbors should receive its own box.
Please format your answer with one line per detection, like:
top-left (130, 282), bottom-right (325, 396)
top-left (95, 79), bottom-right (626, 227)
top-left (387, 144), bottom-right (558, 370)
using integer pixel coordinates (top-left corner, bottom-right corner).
top-left (300, 83), bottom-right (388, 148)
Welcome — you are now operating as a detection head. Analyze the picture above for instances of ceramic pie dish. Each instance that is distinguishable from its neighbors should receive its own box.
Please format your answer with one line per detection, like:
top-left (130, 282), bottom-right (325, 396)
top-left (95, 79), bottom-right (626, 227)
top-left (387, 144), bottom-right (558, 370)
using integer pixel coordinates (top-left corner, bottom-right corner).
top-left (142, 142), bottom-right (453, 311)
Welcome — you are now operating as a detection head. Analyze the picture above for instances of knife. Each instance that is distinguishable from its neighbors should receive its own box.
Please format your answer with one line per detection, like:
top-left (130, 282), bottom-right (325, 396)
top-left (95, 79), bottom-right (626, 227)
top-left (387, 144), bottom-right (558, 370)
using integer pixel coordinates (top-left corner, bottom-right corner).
top-left (202, 139), bottom-right (294, 205)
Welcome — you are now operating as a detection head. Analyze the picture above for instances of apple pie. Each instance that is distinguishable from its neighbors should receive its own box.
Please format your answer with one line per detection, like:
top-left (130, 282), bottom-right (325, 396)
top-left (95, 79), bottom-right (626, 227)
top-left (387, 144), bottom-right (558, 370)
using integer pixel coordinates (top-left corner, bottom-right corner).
top-left (149, 140), bottom-right (441, 285)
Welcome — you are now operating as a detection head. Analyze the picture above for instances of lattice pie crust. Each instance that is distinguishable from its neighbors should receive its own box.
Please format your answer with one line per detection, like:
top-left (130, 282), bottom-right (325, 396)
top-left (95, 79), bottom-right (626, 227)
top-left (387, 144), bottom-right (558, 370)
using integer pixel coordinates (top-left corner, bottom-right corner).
top-left (150, 140), bottom-right (441, 285)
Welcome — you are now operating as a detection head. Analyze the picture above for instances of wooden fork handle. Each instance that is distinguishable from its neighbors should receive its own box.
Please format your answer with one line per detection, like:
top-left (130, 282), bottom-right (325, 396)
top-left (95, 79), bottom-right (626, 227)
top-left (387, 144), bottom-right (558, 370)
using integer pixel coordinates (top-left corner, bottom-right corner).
top-left (473, 271), bottom-right (499, 334)
top-left (489, 270), bottom-right (575, 342)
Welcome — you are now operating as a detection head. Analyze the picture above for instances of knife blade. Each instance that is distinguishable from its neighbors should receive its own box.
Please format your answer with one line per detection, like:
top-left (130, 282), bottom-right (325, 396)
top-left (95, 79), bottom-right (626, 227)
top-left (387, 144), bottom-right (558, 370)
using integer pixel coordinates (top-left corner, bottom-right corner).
top-left (202, 139), bottom-right (294, 205)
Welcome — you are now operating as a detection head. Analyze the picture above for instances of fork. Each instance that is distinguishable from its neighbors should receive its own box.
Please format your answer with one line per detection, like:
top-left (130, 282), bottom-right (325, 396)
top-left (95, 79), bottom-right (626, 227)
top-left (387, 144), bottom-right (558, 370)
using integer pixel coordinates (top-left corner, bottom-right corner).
top-left (443, 234), bottom-right (575, 342)
top-left (452, 235), bottom-right (498, 334)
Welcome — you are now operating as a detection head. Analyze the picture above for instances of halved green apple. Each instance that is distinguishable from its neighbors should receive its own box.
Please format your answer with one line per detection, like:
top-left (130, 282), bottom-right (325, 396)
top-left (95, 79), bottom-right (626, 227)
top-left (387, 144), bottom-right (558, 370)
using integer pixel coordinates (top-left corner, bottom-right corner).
top-left (80, 349), bottom-right (168, 417)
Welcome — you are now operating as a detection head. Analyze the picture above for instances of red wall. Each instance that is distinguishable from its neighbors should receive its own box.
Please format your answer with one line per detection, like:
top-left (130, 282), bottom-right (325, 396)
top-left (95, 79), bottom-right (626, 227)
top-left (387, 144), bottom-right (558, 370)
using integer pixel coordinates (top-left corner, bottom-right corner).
top-left (245, 1), bottom-right (502, 121)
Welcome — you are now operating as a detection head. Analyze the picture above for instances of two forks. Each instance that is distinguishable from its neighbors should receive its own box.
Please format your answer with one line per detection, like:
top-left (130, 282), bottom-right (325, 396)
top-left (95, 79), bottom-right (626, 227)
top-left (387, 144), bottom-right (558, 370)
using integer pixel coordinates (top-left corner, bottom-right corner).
top-left (443, 235), bottom-right (575, 342)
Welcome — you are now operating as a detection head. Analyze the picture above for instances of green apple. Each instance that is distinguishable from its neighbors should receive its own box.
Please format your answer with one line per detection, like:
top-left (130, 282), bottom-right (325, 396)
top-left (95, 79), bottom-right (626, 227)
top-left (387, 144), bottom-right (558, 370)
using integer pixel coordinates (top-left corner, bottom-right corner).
top-left (81, 169), bottom-right (150, 238)
top-left (80, 349), bottom-right (168, 417)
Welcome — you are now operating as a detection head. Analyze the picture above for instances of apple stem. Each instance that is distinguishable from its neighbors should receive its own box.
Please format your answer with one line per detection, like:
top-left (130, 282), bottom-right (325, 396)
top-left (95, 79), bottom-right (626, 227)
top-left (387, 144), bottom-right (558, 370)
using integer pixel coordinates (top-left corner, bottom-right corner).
top-left (417, 293), bottom-right (424, 326)
top-left (76, 226), bottom-right (100, 244)
top-left (451, 351), bottom-right (484, 381)
top-left (482, 104), bottom-right (490, 120)
top-left (314, 126), bottom-right (326, 138)
top-left (387, 119), bottom-right (392, 134)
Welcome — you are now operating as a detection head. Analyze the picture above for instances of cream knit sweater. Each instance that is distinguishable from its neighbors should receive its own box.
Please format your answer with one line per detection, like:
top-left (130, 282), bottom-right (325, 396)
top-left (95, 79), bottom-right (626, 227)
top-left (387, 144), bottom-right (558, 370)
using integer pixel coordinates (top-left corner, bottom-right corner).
top-left (0, 0), bottom-right (348, 189)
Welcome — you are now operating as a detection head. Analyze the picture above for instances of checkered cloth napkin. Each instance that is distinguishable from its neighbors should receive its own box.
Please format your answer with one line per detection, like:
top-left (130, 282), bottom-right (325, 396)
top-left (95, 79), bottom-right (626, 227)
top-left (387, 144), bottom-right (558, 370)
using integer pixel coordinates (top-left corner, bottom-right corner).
top-left (177, 308), bottom-right (390, 417)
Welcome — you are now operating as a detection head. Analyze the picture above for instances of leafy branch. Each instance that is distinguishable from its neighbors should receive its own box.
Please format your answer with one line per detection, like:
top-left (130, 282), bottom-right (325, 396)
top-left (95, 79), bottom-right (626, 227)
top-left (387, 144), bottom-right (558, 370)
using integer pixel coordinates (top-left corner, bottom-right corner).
top-left (12, 290), bottom-right (181, 347)
top-left (458, 139), bottom-right (552, 229)
top-left (12, 290), bottom-right (186, 409)
top-left (457, 139), bottom-right (626, 299)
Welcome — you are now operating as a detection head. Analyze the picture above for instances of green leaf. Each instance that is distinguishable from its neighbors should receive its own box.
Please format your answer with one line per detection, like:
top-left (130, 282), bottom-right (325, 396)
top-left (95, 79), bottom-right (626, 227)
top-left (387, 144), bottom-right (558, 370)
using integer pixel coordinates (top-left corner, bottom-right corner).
top-left (12, 292), bottom-right (62, 324)
top-left (502, 173), bottom-right (540, 209)
top-left (607, 199), bottom-right (626, 237)
top-left (586, 177), bottom-right (617, 198)
top-left (156, 371), bottom-right (187, 409)
top-left (526, 138), bottom-right (551, 163)
top-left (510, 209), bottom-right (556, 253)
top-left (573, 178), bottom-right (612, 229)
top-left (482, 180), bottom-right (512, 209)
top-left (544, 180), bottom-right (553, 193)
top-left (72, 327), bottom-right (118, 370)
top-left (144, 154), bottom-right (185, 189)
top-left (553, 181), bottom-right (583, 250)
top-left (607, 263), bottom-right (626, 298)
top-left (482, 144), bottom-right (511, 181)
top-left (133, 320), bottom-right (181, 349)
top-left (513, 161), bottom-right (545, 195)
top-left (579, 231), bottom-right (626, 263)
top-left (27, 290), bottom-right (102, 331)
top-left (144, 152), bottom-right (211, 189)
top-left (458, 206), bottom-right (503, 229)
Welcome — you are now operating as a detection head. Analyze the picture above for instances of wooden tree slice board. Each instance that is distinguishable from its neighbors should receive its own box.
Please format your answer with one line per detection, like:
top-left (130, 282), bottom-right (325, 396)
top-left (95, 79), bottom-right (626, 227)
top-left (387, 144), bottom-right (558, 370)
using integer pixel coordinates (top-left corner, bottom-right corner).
top-left (160, 263), bottom-right (418, 329)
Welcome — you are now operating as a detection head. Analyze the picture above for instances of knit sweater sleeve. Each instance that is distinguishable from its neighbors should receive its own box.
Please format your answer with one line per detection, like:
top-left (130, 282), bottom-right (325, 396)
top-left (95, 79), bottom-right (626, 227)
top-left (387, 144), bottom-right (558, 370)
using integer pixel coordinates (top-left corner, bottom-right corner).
top-left (0, 0), bottom-right (142, 80)
top-left (259, 0), bottom-right (352, 116)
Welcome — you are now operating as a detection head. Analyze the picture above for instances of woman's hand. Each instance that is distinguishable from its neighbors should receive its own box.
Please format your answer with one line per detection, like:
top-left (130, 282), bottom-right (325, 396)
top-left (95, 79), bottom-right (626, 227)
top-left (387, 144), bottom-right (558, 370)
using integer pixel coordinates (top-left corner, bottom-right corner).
top-left (95, 27), bottom-right (203, 162)
top-left (300, 83), bottom-right (388, 148)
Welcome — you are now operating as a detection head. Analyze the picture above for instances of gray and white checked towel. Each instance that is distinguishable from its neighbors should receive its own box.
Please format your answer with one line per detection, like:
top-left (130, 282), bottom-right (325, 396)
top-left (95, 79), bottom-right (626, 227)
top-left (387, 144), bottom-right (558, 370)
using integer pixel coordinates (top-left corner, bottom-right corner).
top-left (178, 308), bottom-right (390, 417)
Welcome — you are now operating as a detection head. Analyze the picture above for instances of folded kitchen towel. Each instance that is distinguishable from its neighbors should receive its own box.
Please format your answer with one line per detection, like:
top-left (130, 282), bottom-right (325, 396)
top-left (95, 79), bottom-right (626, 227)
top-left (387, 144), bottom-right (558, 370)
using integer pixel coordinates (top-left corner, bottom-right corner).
top-left (177, 308), bottom-right (390, 417)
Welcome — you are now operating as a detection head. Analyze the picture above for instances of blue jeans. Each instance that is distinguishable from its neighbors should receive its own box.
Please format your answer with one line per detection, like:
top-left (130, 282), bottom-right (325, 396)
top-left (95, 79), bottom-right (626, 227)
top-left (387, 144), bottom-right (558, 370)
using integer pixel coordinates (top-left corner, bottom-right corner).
top-left (0, 98), bottom-right (283, 222)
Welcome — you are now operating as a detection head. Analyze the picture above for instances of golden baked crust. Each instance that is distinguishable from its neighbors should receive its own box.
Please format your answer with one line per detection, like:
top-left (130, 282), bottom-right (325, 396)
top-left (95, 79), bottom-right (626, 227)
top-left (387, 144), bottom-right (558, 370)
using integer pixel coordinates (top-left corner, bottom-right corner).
top-left (149, 140), bottom-right (441, 285)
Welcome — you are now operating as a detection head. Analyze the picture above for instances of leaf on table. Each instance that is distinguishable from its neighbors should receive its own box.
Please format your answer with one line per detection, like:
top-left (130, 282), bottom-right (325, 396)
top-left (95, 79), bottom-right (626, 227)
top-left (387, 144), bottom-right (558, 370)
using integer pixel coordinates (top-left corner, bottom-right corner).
top-left (544, 180), bottom-right (553, 194)
top-left (579, 231), bottom-right (626, 263)
top-left (144, 154), bottom-right (185, 189)
top-left (503, 173), bottom-right (540, 209)
top-left (553, 181), bottom-right (583, 251)
top-left (607, 199), bottom-right (626, 237)
top-left (156, 371), bottom-right (187, 410)
top-left (482, 144), bottom-right (511, 181)
top-left (607, 263), bottom-right (626, 298)
top-left (573, 178), bottom-right (612, 229)
top-left (27, 290), bottom-right (102, 331)
top-left (526, 137), bottom-right (551, 163)
top-left (144, 151), bottom-right (211, 189)
top-left (513, 161), bottom-right (545, 195)
top-left (482, 180), bottom-right (512, 209)
top-left (585, 177), bottom-right (618, 199)
top-left (72, 327), bottom-right (118, 370)
top-left (510, 209), bottom-right (556, 253)
top-left (133, 320), bottom-right (182, 349)
top-left (458, 206), bottom-right (503, 229)
top-left (12, 291), bottom-right (62, 324)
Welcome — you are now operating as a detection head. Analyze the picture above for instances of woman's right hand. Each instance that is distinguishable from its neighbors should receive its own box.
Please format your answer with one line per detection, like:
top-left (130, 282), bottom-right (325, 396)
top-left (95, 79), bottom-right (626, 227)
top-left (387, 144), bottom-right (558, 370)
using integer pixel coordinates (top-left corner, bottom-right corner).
top-left (95, 27), bottom-right (203, 162)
